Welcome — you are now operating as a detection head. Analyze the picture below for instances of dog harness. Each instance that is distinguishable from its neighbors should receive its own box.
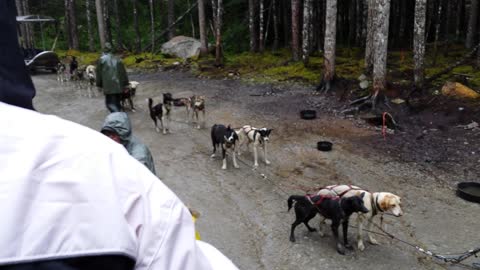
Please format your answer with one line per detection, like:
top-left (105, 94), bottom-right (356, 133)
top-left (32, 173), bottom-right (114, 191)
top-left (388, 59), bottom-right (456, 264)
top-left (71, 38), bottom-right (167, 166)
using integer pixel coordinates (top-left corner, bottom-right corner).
top-left (243, 126), bottom-right (265, 145)
top-left (322, 184), bottom-right (365, 197)
top-left (306, 194), bottom-right (340, 206)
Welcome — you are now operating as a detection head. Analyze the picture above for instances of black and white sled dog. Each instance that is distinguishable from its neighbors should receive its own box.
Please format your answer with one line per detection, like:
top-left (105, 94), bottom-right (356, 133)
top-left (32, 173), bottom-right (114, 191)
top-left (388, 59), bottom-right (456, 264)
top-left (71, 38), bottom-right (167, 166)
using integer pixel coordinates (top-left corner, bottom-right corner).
top-left (211, 124), bottom-right (239, 170)
top-left (236, 125), bottom-right (272, 167)
top-left (147, 92), bottom-right (172, 134)
top-left (56, 62), bottom-right (67, 83)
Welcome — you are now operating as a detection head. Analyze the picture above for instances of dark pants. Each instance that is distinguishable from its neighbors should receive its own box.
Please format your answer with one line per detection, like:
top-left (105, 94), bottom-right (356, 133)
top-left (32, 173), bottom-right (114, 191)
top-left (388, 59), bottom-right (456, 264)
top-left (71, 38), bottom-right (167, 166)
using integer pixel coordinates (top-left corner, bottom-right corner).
top-left (105, 93), bottom-right (122, 113)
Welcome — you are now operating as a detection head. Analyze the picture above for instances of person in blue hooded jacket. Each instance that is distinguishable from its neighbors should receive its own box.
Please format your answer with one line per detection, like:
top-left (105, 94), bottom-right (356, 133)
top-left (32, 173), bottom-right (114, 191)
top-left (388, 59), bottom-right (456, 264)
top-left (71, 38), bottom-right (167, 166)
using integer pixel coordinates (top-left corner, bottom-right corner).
top-left (101, 112), bottom-right (156, 175)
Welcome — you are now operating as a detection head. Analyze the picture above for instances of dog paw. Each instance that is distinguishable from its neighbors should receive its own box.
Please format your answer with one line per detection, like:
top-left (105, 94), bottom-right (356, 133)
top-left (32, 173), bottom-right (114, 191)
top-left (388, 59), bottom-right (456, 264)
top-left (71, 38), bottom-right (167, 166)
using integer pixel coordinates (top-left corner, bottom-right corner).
top-left (358, 242), bottom-right (365, 251)
top-left (254, 163), bottom-right (259, 168)
top-left (234, 165), bottom-right (240, 169)
top-left (221, 166), bottom-right (227, 170)
top-left (155, 128), bottom-right (160, 133)
top-left (265, 160), bottom-right (271, 165)
top-left (289, 237), bottom-right (296, 242)
top-left (210, 154), bottom-right (216, 158)
top-left (337, 244), bottom-right (346, 255)
top-left (131, 109), bottom-right (136, 113)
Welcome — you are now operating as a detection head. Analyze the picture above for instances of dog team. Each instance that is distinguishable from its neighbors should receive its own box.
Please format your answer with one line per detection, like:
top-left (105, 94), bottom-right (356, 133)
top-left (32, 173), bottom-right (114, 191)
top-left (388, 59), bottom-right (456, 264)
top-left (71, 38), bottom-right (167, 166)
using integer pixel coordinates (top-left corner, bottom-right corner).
top-left (144, 90), bottom-right (404, 256)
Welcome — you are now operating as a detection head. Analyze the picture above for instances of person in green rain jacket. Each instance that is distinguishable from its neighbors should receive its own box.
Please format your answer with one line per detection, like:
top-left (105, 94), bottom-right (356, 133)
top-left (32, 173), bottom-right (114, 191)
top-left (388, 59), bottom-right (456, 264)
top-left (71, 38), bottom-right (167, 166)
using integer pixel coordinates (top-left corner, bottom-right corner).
top-left (96, 42), bottom-right (129, 112)
top-left (101, 112), bottom-right (156, 175)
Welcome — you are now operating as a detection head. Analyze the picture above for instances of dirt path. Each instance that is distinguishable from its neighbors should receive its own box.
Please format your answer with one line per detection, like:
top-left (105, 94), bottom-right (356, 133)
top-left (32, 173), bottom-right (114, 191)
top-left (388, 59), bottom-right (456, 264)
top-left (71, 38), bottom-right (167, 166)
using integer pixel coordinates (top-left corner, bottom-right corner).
top-left (32, 71), bottom-right (480, 270)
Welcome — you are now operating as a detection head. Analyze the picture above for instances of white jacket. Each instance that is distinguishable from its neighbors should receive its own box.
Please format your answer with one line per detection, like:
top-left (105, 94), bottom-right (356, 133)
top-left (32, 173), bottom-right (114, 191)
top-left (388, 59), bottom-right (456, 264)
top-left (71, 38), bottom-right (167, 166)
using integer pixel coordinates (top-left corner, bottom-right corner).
top-left (0, 102), bottom-right (238, 270)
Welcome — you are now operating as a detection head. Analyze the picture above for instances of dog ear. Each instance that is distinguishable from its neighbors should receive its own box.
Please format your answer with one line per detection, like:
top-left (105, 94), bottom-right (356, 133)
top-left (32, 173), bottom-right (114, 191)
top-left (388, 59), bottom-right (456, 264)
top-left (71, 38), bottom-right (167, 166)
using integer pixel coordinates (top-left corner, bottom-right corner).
top-left (360, 192), bottom-right (365, 199)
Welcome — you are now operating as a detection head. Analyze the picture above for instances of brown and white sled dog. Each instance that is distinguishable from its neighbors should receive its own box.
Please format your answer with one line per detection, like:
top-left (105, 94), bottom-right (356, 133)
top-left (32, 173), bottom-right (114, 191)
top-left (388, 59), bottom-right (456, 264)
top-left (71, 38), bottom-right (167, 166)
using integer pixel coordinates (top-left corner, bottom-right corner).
top-left (190, 95), bottom-right (205, 129)
top-left (236, 125), bottom-right (272, 167)
top-left (317, 185), bottom-right (403, 251)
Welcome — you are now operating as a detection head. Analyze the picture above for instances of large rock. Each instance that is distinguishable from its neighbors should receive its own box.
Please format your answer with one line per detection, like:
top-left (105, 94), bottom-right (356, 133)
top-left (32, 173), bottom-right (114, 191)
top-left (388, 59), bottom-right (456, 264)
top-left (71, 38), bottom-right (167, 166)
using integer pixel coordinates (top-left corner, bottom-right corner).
top-left (161, 36), bottom-right (202, 59)
top-left (441, 82), bottom-right (480, 99)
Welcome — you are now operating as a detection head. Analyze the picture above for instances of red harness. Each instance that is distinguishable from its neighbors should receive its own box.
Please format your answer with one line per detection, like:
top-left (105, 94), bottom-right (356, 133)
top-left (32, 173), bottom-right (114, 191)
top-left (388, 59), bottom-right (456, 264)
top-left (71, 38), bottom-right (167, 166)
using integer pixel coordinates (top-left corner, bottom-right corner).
top-left (306, 194), bottom-right (340, 206)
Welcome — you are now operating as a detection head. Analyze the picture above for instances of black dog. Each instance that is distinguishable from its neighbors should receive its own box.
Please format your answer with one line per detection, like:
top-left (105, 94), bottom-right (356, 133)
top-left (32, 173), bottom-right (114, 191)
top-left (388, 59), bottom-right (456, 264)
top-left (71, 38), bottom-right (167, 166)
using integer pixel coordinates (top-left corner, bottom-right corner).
top-left (288, 193), bottom-right (368, 254)
top-left (120, 83), bottom-right (138, 112)
top-left (147, 93), bottom-right (173, 134)
top-left (211, 124), bottom-right (239, 170)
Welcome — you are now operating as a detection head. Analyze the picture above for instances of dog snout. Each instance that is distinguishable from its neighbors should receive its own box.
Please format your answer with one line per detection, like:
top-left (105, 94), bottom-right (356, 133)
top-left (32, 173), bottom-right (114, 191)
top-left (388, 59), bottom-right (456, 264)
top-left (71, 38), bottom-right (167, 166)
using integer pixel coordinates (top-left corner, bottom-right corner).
top-left (361, 206), bottom-right (369, 213)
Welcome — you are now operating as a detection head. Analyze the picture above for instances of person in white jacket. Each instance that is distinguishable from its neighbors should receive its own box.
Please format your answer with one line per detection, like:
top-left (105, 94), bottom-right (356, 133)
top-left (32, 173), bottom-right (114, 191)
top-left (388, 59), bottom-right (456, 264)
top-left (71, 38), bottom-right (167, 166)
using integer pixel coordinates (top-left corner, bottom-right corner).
top-left (0, 1), bottom-right (238, 269)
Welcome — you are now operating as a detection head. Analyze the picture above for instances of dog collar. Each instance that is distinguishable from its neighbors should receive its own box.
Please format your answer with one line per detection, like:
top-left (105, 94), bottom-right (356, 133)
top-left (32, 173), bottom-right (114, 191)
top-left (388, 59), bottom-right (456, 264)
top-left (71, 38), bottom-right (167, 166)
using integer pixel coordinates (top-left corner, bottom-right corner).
top-left (375, 194), bottom-right (383, 212)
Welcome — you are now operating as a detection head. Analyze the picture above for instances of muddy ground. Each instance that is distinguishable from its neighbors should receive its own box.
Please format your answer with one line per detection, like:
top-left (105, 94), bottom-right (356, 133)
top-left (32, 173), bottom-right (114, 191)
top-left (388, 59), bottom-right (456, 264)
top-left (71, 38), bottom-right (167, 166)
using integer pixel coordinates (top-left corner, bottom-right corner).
top-left (32, 70), bottom-right (479, 270)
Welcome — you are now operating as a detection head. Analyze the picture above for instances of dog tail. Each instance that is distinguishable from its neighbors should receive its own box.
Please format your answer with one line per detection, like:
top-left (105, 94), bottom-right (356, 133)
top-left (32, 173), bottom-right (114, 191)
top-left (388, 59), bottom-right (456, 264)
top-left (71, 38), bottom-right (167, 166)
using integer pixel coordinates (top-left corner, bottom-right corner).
top-left (147, 98), bottom-right (153, 111)
top-left (288, 195), bottom-right (307, 211)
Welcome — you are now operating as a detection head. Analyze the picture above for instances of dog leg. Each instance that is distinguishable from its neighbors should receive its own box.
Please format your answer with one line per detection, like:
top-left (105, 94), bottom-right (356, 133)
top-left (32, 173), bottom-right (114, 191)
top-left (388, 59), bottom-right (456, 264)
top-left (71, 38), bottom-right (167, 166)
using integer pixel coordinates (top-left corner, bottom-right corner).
top-left (221, 148), bottom-right (227, 170)
top-left (357, 215), bottom-right (366, 251)
top-left (290, 221), bottom-right (302, 242)
top-left (367, 215), bottom-right (379, 245)
top-left (317, 216), bottom-right (326, 237)
top-left (253, 144), bottom-right (259, 167)
top-left (211, 143), bottom-right (217, 158)
top-left (201, 110), bottom-right (206, 129)
top-left (332, 221), bottom-right (345, 255)
top-left (161, 116), bottom-right (167, 135)
top-left (232, 149), bottom-right (239, 169)
top-left (343, 219), bottom-right (353, 250)
top-left (303, 212), bottom-right (317, 232)
top-left (264, 143), bottom-right (271, 165)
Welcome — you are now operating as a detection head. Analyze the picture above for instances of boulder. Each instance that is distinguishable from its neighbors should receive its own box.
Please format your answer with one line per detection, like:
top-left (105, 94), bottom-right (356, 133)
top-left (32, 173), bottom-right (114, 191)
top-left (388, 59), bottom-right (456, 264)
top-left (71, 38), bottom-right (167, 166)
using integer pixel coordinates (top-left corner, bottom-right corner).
top-left (441, 82), bottom-right (480, 99)
top-left (161, 36), bottom-right (202, 59)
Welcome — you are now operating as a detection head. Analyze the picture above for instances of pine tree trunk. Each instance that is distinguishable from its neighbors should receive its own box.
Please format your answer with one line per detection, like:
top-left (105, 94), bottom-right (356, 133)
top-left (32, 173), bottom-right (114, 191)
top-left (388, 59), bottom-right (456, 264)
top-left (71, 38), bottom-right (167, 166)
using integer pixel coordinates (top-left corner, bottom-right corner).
top-left (372, 0), bottom-right (391, 104)
top-left (259, 0), bottom-right (265, 52)
top-left (86, 0), bottom-right (95, 51)
top-left (443, 0), bottom-right (452, 56)
top-left (249, 0), bottom-right (259, 52)
top-left (348, 0), bottom-right (356, 47)
top-left (456, 0), bottom-right (464, 41)
top-left (65, 0), bottom-right (72, 48)
top-left (282, 0), bottom-right (290, 48)
top-left (150, 0), bottom-right (155, 53)
top-left (23, 0), bottom-right (34, 48)
top-left (291, 0), bottom-right (301, 61)
top-left (302, 0), bottom-right (312, 64)
top-left (361, 0), bottom-right (368, 46)
top-left (432, 0), bottom-right (443, 65)
top-left (323, 0), bottom-right (337, 89)
top-left (272, 0), bottom-right (279, 51)
top-left (103, 0), bottom-right (112, 45)
top-left (466, 0), bottom-right (478, 48)
top-left (356, 0), bottom-right (363, 46)
top-left (168, 0), bottom-right (176, 39)
top-left (364, 0), bottom-right (375, 73)
top-left (95, 0), bottom-right (106, 49)
top-left (214, 0), bottom-right (223, 66)
top-left (414, 0), bottom-right (427, 90)
top-left (318, 0), bottom-right (325, 52)
top-left (399, 0), bottom-right (407, 46)
top-left (66, 0), bottom-right (79, 50)
top-left (198, 0), bottom-right (208, 55)
top-left (113, 0), bottom-right (122, 50)
top-left (16, 0), bottom-right (27, 48)
top-left (133, 0), bottom-right (141, 52)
